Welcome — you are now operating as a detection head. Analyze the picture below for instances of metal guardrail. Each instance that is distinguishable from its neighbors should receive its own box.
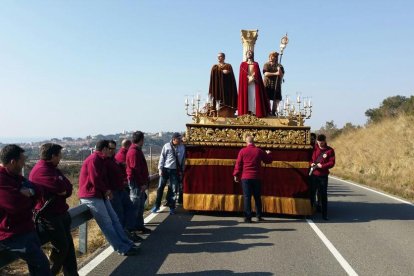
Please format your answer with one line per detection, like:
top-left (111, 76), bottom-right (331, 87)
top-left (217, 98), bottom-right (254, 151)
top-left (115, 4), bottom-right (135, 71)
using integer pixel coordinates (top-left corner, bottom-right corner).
top-left (0, 174), bottom-right (159, 269)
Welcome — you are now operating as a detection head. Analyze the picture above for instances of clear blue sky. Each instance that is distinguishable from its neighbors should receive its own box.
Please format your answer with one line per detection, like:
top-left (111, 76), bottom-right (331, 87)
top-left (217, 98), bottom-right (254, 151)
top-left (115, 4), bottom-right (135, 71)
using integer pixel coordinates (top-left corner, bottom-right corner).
top-left (1, 0), bottom-right (413, 142)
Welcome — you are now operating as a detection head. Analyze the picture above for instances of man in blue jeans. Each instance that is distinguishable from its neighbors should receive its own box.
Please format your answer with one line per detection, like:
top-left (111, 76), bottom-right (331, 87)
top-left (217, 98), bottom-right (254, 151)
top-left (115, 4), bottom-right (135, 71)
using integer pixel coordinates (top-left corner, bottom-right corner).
top-left (78, 140), bottom-right (139, 256)
top-left (152, 132), bottom-right (185, 215)
top-left (0, 144), bottom-right (51, 275)
top-left (126, 131), bottom-right (151, 234)
top-left (233, 135), bottom-right (272, 223)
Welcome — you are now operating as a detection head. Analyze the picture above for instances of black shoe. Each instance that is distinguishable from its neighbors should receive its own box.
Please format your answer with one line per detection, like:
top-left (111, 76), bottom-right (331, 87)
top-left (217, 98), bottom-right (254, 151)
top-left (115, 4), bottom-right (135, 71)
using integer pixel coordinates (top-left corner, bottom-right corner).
top-left (129, 232), bottom-right (144, 242)
top-left (119, 246), bottom-right (140, 256)
top-left (256, 217), bottom-right (265, 222)
top-left (137, 227), bottom-right (152, 234)
top-left (244, 217), bottom-right (252, 223)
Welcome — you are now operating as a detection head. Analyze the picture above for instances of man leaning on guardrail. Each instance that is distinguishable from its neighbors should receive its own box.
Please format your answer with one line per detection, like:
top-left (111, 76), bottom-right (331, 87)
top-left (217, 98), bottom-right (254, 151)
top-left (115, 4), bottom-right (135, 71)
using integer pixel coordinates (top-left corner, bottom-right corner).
top-left (0, 145), bottom-right (51, 275)
top-left (78, 140), bottom-right (139, 256)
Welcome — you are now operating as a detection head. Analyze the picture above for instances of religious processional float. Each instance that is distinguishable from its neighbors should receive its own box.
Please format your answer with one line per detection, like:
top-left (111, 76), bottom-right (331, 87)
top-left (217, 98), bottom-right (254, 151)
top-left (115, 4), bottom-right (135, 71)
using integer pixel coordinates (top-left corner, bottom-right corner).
top-left (182, 30), bottom-right (313, 216)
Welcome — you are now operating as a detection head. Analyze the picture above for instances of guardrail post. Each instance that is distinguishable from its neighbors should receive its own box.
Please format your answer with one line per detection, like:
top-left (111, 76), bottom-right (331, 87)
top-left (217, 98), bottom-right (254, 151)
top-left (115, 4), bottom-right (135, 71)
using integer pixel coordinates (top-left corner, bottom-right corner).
top-left (78, 221), bottom-right (88, 254)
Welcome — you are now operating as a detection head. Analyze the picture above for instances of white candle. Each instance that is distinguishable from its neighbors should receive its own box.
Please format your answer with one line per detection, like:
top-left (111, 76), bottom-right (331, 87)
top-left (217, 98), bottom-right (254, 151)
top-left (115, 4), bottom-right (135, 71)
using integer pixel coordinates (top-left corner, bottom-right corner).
top-left (196, 93), bottom-right (200, 100)
top-left (286, 97), bottom-right (289, 105)
top-left (185, 98), bottom-right (188, 105)
top-left (308, 99), bottom-right (312, 107)
top-left (296, 95), bottom-right (300, 103)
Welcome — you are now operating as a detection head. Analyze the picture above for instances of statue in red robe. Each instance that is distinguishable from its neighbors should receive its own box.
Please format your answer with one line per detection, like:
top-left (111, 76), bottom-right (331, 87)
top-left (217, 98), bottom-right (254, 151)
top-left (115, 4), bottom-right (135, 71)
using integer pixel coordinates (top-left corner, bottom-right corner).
top-left (238, 50), bottom-right (270, 118)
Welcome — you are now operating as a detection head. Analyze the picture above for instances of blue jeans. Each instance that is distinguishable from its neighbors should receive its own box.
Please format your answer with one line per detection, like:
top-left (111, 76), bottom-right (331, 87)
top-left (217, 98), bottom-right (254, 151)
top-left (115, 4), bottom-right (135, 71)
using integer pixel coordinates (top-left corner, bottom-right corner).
top-left (2, 231), bottom-right (51, 275)
top-left (80, 197), bottom-right (133, 254)
top-left (110, 189), bottom-right (136, 230)
top-left (241, 179), bottom-right (262, 219)
top-left (128, 181), bottom-right (146, 230)
top-left (155, 168), bottom-right (179, 209)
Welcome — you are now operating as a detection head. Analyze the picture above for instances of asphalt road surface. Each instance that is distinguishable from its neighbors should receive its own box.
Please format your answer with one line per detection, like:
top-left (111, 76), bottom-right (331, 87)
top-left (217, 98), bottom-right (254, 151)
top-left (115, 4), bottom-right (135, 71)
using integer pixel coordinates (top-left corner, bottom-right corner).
top-left (80, 177), bottom-right (414, 276)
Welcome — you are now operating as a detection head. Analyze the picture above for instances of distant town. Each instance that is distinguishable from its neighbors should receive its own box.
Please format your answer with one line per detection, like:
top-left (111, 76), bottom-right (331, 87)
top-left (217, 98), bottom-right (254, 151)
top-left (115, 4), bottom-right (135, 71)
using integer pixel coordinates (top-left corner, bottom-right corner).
top-left (0, 131), bottom-right (178, 161)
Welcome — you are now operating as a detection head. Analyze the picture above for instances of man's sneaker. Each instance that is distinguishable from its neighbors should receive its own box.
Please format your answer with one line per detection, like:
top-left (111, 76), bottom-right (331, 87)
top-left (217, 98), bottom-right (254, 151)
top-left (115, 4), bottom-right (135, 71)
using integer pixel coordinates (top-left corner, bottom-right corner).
top-left (119, 246), bottom-right (140, 256)
top-left (256, 217), bottom-right (265, 222)
top-left (151, 207), bottom-right (160, 213)
top-left (244, 217), bottom-right (252, 223)
top-left (126, 231), bottom-right (144, 242)
top-left (169, 208), bottom-right (175, 215)
top-left (136, 227), bottom-right (152, 234)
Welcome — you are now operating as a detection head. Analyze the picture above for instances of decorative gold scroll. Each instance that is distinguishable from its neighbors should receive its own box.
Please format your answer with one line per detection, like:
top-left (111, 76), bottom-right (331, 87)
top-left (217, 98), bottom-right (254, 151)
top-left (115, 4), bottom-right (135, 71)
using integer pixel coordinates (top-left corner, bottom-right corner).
top-left (186, 158), bottom-right (309, 168)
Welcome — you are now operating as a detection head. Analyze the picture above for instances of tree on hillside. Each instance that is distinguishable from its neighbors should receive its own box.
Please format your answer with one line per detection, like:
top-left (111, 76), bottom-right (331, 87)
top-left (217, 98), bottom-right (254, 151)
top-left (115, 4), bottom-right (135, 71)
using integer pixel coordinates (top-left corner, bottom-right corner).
top-left (365, 95), bottom-right (414, 123)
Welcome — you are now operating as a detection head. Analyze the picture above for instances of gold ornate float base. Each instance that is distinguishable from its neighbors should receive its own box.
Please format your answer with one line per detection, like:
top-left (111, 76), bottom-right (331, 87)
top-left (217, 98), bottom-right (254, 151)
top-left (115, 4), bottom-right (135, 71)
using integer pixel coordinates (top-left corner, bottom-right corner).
top-left (183, 193), bottom-right (312, 216)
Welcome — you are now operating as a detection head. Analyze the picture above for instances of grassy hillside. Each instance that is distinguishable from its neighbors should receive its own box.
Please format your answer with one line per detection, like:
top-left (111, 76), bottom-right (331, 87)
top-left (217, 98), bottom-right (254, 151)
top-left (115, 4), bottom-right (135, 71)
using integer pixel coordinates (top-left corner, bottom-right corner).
top-left (330, 115), bottom-right (414, 201)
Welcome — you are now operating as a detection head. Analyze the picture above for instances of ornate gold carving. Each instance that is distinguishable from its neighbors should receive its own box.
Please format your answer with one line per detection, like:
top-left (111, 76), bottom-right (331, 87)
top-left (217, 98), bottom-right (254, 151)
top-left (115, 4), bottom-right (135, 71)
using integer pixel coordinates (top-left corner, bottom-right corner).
top-left (185, 124), bottom-right (311, 148)
top-left (186, 158), bottom-right (309, 168)
top-left (229, 114), bottom-right (269, 126)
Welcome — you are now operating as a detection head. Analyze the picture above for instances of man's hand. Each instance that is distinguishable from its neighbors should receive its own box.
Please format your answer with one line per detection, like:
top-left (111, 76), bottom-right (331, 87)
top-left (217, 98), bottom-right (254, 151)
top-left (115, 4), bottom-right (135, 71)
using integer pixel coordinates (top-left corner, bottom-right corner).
top-left (234, 176), bottom-right (239, 183)
top-left (265, 150), bottom-right (271, 154)
top-left (159, 169), bottom-right (163, 176)
top-left (20, 188), bottom-right (33, 197)
top-left (222, 69), bottom-right (229, 74)
top-left (248, 75), bottom-right (255, 83)
top-left (316, 163), bottom-right (322, 168)
top-left (105, 190), bottom-right (113, 200)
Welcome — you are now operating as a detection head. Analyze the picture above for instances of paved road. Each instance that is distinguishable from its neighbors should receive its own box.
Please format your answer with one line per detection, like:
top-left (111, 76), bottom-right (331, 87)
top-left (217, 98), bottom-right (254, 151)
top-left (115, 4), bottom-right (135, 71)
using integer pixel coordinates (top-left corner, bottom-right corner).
top-left (82, 177), bottom-right (414, 275)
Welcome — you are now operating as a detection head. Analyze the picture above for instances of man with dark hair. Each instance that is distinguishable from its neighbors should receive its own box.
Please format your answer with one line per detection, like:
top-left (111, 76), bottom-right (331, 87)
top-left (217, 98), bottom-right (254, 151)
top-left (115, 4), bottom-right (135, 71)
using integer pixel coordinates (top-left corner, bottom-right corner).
top-left (0, 144), bottom-right (51, 275)
top-left (29, 143), bottom-right (78, 275)
top-left (152, 132), bottom-right (185, 215)
top-left (309, 134), bottom-right (335, 220)
top-left (78, 140), bottom-right (138, 256)
top-left (126, 132), bottom-right (151, 234)
top-left (233, 135), bottom-right (273, 223)
top-left (107, 140), bottom-right (141, 242)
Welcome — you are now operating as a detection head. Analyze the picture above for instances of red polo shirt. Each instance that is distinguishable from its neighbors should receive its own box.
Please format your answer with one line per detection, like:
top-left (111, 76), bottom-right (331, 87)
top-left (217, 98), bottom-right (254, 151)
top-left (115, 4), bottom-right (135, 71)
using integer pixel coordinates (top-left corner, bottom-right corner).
top-left (78, 151), bottom-right (109, 198)
top-left (0, 166), bottom-right (36, 240)
top-left (29, 160), bottom-right (72, 216)
top-left (126, 144), bottom-right (149, 186)
top-left (233, 144), bottom-right (273, 180)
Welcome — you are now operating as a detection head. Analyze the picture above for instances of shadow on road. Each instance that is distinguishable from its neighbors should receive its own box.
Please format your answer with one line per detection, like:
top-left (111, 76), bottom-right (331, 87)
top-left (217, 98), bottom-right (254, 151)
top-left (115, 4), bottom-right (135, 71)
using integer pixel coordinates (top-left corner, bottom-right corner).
top-left (311, 182), bottom-right (414, 223)
top-left (159, 271), bottom-right (273, 276)
top-left (110, 209), bottom-right (292, 275)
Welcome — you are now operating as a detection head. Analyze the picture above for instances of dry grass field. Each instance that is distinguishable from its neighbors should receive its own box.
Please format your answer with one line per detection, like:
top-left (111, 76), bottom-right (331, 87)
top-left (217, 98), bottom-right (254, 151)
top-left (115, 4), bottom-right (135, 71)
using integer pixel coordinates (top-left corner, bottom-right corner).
top-left (330, 115), bottom-right (414, 201)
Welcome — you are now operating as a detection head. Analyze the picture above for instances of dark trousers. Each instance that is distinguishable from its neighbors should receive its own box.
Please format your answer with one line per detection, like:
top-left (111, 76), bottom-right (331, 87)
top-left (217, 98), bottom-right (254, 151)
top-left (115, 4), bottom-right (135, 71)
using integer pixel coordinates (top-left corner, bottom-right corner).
top-left (2, 231), bottom-right (51, 276)
top-left (241, 179), bottom-right (262, 219)
top-left (40, 212), bottom-right (78, 276)
top-left (310, 175), bottom-right (328, 217)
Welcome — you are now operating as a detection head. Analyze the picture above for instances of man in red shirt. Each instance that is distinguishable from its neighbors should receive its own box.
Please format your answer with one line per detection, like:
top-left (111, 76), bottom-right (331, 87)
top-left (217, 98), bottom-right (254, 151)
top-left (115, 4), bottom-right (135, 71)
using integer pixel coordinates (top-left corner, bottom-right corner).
top-left (29, 143), bottom-right (78, 275)
top-left (126, 132), bottom-right (151, 234)
top-left (233, 135), bottom-right (272, 223)
top-left (309, 134), bottom-right (335, 220)
top-left (78, 140), bottom-right (138, 256)
top-left (0, 144), bottom-right (51, 275)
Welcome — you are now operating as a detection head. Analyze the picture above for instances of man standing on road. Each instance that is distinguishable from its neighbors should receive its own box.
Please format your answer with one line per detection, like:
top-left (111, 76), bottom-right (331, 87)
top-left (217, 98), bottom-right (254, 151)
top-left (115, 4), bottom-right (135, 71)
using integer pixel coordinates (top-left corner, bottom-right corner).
top-left (233, 135), bottom-right (272, 223)
top-left (126, 131), bottom-right (151, 234)
top-left (152, 132), bottom-right (185, 215)
top-left (309, 134), bottom-right (335, 220)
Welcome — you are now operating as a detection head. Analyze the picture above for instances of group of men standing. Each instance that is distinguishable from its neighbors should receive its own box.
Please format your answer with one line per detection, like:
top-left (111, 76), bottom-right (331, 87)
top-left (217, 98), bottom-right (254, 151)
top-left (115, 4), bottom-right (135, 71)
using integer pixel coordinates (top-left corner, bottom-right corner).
top-left (209, 50), bottom-right (284, 118)
top-left (0, 131), bottom-right (186, 275)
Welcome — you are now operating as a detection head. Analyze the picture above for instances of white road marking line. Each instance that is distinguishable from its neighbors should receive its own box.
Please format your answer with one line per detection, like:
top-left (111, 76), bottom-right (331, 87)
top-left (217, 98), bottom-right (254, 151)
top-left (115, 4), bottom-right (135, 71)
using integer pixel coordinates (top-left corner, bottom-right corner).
top-left (78, 206), bottom-right (166, 276)
top-left (307, 219), bottom-right (358, 276)
top-left (330, 176), bottom-right (414, 206)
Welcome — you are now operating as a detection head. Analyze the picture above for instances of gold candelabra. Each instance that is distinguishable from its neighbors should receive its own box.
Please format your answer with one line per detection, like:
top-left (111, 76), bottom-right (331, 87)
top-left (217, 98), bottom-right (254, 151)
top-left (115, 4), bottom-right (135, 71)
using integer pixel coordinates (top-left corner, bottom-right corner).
top-left (278, 94), bottom-right (312, 126)
top-left (185, 94), bottom-right (221, 123)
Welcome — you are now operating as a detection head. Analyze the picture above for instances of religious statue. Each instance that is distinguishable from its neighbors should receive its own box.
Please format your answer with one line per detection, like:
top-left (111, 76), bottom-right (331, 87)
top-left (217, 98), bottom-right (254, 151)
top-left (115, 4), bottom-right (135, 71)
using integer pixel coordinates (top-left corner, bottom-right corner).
top-left (263, 51), bottom-right (285, 116)
top-left (237, 50), bottom-right (270, 118)
top-left (208, 52), bottom-right (238, 117)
